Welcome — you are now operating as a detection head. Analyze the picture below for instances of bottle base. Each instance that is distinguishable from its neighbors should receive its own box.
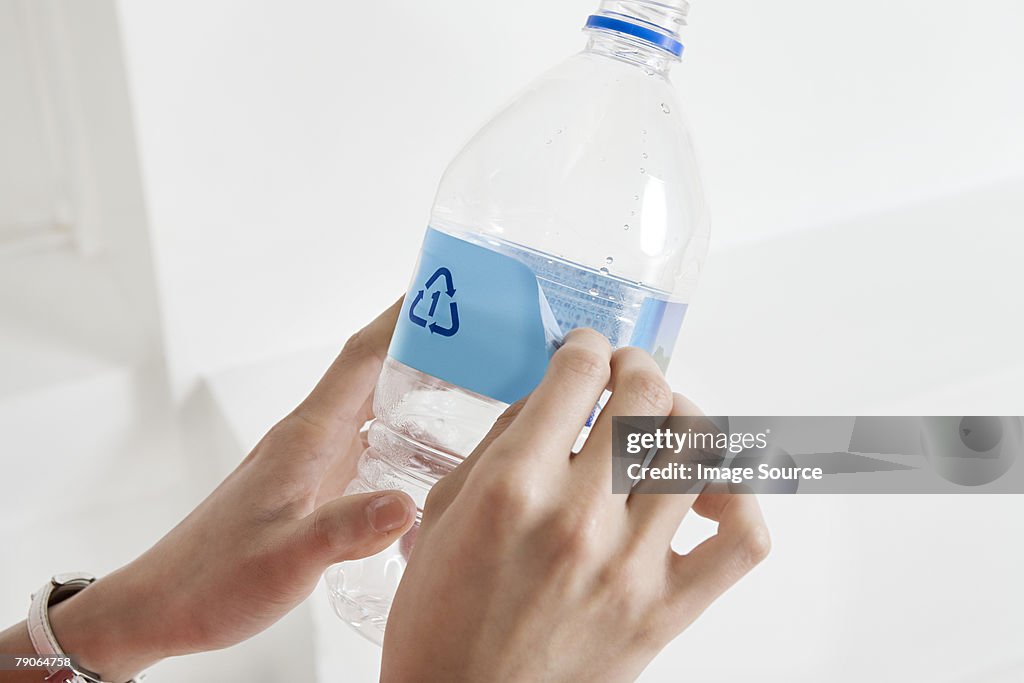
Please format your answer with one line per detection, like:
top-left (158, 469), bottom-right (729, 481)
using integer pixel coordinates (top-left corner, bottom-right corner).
top-left (325, 564), bottom-right (391, 646)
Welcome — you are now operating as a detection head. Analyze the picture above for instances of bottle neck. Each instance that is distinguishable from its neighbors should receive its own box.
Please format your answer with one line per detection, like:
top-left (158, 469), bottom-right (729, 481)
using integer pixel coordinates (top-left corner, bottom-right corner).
top-left (584, 30), bottom-right (677, 77)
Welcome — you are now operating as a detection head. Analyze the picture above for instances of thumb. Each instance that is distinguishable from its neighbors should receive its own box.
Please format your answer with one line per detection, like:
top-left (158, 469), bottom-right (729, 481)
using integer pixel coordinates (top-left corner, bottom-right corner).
top-left (301, 491), bottom-right (416, 564)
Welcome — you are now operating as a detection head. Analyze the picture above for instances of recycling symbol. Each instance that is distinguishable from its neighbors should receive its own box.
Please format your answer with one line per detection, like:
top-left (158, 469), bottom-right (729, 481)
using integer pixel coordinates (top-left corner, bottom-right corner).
top-left (409, 267), bottom-right (460, 337)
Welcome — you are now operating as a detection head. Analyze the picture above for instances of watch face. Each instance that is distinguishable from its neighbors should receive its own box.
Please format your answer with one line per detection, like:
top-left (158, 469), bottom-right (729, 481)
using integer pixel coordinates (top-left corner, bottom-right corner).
top-left (51, 572), bottom-right (95, 585)
top-left (48, 574), bottom-right (96, 607)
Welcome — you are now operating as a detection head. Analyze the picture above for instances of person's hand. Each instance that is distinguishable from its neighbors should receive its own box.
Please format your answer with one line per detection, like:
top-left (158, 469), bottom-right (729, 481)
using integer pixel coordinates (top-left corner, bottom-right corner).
top-left (47, 299), bottom-right (416, 682)
top-left (382, 329), bottom-right (771, 683)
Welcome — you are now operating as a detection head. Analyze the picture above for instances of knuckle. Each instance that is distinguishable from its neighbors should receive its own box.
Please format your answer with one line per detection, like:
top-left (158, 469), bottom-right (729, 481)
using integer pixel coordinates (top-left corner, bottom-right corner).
top-left (595, 558), bottom-right (635, 592)
top-left (618, 368), bottom-right (674, 415)
top-left (341, 327), bottom-right (379, 363)
top-left (342, 329), bottom-right (367, 357)
top-left (479, 473), bottom-right (538, 519)
top-left (738, 524), bottom-right (772, 567)
top-left (553, 344), bottom-right (611, 385)
top-left (547, 514), bottom-right (600, 563)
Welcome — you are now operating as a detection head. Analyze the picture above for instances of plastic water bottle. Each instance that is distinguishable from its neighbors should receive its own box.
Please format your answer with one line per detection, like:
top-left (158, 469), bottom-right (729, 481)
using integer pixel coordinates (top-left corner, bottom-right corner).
top-left (326, 0), bottom-right (709, 644)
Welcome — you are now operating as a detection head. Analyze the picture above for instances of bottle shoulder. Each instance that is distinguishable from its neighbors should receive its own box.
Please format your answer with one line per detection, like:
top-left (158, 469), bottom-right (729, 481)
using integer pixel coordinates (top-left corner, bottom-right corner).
top-left (430, 50), bottom-right (708, 293)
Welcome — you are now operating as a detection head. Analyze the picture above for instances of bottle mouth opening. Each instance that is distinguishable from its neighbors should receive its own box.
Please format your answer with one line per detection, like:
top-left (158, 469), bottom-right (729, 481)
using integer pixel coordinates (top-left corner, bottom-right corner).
top-left (585, 14), bottom-right (684, 58)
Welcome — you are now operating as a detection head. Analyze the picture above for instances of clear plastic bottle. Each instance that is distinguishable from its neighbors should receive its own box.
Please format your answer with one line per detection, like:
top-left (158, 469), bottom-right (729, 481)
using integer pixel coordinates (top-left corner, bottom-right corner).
top-left (326, 0), bottom-right (709, 644)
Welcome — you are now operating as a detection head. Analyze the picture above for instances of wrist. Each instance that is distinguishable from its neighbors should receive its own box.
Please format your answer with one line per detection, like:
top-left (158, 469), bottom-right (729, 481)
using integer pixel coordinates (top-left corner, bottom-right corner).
top-left (47, 564), bottom-right (164, 682)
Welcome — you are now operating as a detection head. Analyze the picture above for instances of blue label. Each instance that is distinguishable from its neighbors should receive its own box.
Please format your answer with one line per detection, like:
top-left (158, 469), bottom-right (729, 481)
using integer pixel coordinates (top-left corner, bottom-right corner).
top-left (389, 228), bottom-right (687, 405)
top-left (389, 229), bottom-right (554, 404)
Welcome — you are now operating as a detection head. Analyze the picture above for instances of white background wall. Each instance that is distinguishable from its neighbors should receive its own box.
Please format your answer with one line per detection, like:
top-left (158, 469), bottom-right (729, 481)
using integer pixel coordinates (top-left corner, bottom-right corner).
top-left (0, 0), bottom-right (66, 244)
top-left (0, 2), bottom-right (49, 227)
top-left (115, 0), bottom-right (1024, 393)
top-left (3, 1), bottom-right (1024, 682)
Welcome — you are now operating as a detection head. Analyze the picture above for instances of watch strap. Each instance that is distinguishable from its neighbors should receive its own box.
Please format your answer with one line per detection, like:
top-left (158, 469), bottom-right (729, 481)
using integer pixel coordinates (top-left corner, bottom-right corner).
top-left (27, 574), bottom-right (136, 683)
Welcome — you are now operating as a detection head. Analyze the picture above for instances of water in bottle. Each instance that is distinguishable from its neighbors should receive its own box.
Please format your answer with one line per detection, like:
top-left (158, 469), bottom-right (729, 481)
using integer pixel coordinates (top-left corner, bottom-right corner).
top-left (326, 0), bottom-right (709, 644)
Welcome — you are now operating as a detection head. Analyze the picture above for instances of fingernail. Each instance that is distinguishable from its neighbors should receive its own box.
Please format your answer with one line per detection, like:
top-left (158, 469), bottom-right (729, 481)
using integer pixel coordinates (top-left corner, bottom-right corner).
top-left (367, 494), bottom-right (410, 533)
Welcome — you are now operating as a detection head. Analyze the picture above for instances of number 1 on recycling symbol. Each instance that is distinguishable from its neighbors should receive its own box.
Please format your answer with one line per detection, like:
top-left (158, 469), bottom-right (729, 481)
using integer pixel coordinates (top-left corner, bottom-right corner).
top-left (409, 267), bottom-right (460, 337)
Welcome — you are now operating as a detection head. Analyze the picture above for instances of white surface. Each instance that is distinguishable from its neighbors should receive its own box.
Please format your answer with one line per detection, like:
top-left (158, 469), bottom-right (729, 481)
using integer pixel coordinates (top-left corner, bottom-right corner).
top-left (671, 177), bottom-right (1024, 415)
top-left (687, 0), bottom-right (1024, 247)
top-left (114, 0), bottom-right (1024, 395)
top-left (0, 248), bottom-right (147, 400)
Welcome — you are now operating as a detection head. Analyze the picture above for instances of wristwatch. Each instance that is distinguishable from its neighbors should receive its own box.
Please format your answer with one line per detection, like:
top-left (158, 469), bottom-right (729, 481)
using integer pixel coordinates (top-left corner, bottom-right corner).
top-left (27, 573), bottom-right (143, 683)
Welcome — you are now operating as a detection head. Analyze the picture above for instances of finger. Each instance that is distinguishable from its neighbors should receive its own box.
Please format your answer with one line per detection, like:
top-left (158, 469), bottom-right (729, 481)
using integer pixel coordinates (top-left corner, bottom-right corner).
top-left (296, 490), bottom-right (417, 565)
top-left (666, 490), bottom-right (770, 624)
top-left (626, 393), bottom-right (712, 540)
top-left (293, 296), bottom-right (404, 433)
top-left (422, 400), bottom-right (526, 520)
top-left (314, 427), bottom-right (367, 507)
top-left (499, 328), bottom-right (612, 464)
top-left (574, 347), bottom-right (674, 489)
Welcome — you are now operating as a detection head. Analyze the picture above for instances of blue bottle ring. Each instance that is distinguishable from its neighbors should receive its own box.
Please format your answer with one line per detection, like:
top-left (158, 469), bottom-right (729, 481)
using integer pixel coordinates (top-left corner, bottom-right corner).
top-left (585, 15), bottom-right (684, 58)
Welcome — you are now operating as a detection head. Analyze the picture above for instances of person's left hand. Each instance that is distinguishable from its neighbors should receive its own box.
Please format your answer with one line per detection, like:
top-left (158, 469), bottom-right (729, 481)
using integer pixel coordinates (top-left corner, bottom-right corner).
top-left (47, 299), bottom-right (416, 682)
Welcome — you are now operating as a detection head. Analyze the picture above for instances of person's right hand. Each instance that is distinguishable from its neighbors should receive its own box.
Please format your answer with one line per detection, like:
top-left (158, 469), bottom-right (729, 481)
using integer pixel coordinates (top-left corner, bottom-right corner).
top-left (382, 329), bottom-right (771, 683)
